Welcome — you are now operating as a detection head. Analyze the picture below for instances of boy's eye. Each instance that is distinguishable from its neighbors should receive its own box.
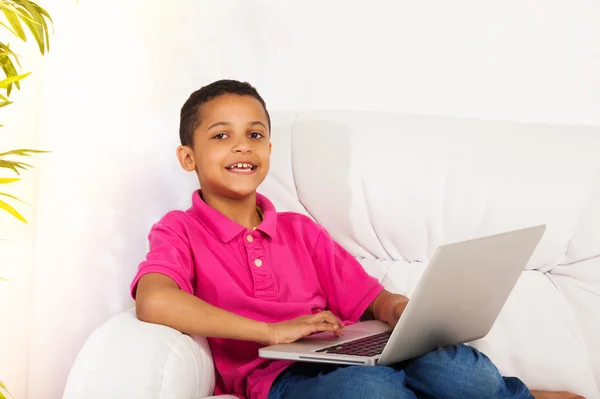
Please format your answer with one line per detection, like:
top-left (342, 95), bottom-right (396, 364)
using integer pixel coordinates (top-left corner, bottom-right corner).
top-left (213, 133), bottom-right (229, 140)
top-left (249, 132), bottom-right (264, 139)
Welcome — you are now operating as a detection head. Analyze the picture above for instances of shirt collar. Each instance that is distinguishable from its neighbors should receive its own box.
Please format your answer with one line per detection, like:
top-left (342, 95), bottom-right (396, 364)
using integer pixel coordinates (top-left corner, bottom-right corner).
top-left (188, 190), bottom-right (277, 243)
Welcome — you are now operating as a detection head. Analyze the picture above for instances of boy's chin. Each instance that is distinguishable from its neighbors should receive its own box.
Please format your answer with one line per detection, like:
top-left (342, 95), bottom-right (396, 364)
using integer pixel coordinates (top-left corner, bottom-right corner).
top-left (221, 184), bottom-right (261, 199)
top-left (202, 176), bottom-right (266, 200)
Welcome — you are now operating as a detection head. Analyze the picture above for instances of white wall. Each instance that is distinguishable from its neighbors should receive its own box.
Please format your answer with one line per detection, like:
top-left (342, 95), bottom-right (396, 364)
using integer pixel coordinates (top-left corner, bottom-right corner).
top-left (0, 28), bottom-right (46, 399)
top-left (0, 0), bottom-right (598, 398)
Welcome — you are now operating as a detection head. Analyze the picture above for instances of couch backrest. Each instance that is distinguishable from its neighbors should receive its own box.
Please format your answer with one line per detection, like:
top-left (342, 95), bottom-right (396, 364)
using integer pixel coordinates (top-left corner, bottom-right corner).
top-left (263, 111), bottom-right (600, 273)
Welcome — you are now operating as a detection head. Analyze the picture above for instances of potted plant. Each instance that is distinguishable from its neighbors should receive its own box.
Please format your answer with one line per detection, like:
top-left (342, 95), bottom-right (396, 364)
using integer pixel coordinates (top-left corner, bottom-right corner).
top-left (0, 1), bottom-right (52, 397)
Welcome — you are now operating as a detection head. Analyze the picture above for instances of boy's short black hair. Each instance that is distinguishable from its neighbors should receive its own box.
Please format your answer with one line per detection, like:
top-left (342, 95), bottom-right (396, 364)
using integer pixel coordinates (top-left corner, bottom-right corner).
top-left (179, 79), bottom-right (271, 147)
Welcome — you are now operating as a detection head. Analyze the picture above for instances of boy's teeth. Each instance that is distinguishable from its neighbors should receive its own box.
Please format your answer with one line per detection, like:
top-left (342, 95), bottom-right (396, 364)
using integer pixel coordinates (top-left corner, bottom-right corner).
top-left (229, 163), bottom-right (254, 170)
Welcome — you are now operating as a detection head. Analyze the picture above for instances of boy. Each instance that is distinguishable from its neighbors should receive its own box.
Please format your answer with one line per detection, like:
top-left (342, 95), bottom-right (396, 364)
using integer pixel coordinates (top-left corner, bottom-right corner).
top-left (131, 80), bottom-right (583, 399)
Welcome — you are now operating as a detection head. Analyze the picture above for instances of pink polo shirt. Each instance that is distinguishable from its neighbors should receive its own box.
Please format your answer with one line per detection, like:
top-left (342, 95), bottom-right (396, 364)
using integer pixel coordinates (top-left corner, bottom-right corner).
top-left (131, 191), bottom-right (384, 399)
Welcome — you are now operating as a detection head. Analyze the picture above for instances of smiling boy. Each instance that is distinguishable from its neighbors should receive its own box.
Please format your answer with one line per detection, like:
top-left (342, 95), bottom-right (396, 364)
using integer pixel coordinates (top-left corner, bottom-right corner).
top-left (131, 80), bottom-right (583, 399)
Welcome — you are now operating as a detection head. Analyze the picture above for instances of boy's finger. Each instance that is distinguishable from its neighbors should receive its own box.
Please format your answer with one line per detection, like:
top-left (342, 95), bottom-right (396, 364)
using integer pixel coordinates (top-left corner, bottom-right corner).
top-left (309, 312), bottom-right (330, 324)
top-left (322, 311), bottom-right (344, 330)
top-left (314, 312), bottom-right (342, 328)
top-left (310, 323), bottom-right (333, 334)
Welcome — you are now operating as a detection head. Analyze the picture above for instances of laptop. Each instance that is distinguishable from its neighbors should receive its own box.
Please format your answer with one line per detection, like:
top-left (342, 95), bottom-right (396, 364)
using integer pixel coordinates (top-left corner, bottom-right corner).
top-left (259, 225), bottom-right (546, 366)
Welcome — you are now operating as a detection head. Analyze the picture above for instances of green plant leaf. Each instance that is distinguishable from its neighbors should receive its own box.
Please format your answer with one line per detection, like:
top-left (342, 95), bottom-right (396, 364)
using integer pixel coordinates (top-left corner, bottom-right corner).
top-left (0, 148), bottom-right (46, 157)
top-left (0, 198), bottom-right (27, 222)
top-left (13, 161), bottom-right (33, 169)
top-left (0, 47), bottom-right (21, 95)
top-left (0, 43), bottom-right (22, 96)
top-left (0, 2), bottom-right (37, 24)
top-left (0, 20), bottom-right (19, 37)
top-left (21, 19), bottom-right (44, 55)
top-left (0, 159), bottom-right (33, 173)
top-left (0, 191), bottom-right (25, 203)
top-left (0, 378), bottom-right (9, 399)
top-left (27, 1), bottom-right (51, 52)
top-left (0, 177), bottom-right (20, 184)
top-left (13, 0), bottom-right (47, 55)
top-left (0, 42), bottom-right (21, 69)
top-left (31, 0), bottom-right (53, 48)
top-left (0, 72), bottom-right (30, 88)
top-left (0, 160), bottom-right (20, 174)
top-left (0, 88), bottom-right (13, 104)
top-left (2, 8), bottom-right (27, 41)
top-left (0, 54), bottom-right (17, 71)
top-left (31, 2), bottom-right (52, 23)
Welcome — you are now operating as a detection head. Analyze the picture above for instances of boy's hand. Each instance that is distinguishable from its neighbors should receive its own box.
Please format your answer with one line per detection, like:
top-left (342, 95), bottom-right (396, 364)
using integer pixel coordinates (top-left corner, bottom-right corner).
top-left (388, 296), bottom-right (409, 328)
top-left (266, 311), bottom-right (344, 345)
top-left (368, 290), bottom-right (410, 328)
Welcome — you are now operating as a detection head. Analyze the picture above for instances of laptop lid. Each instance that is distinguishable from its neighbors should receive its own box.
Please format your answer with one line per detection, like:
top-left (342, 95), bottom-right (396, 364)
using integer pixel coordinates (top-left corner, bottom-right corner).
top-left (378, 225), bottom-right (546, 365)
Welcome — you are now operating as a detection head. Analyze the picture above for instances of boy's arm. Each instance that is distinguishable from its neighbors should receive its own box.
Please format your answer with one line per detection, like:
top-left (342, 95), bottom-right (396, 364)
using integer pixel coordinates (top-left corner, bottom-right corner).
top-left (136, 273), bottom-right (271, 343)
top-left (365, 289), bottom-right (409, 328)
top-left (135, 273), bottom-right (343, 345)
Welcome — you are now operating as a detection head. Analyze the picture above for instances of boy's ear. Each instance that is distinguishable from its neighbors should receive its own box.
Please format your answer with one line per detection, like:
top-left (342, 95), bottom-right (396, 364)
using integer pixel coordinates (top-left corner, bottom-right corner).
top-left (176, 145), bottom-right (196, 172)
top-left (269, 142), bottom-right (272, 154)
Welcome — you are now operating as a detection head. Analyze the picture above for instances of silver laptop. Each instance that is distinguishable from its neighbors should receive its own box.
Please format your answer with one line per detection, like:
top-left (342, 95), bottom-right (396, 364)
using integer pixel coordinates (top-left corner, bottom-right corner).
top-left (259, 225), bottom-right (546, 366)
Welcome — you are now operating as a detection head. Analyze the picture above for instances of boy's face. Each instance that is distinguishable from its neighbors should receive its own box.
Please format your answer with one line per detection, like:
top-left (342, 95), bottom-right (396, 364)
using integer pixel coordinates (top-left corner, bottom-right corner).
top-left (177, 93), bottom-right (271, 199)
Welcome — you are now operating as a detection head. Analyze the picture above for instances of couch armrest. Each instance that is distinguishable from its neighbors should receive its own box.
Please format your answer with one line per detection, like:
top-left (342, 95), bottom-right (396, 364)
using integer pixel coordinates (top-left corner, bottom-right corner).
top-left (63, 308), bottom-right (220, 399)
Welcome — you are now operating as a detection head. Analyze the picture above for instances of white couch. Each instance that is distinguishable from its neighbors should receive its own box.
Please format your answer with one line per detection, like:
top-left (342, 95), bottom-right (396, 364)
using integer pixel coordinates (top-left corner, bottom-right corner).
top-left (63, 111), bottom-right (600, 399)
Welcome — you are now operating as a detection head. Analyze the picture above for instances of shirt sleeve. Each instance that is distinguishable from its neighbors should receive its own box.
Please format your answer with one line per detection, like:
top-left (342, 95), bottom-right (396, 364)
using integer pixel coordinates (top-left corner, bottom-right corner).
top-left (130, 217), bottom-right (195, 298)
top-left (310, 226), bottom-right (385, 323)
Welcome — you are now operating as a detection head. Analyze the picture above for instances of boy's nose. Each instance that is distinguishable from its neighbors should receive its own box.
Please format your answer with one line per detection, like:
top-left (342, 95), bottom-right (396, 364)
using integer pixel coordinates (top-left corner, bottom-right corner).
top-left (233, 138), bottom-right (252, 153)
top-left (234, 145), bottom-right (251, 153)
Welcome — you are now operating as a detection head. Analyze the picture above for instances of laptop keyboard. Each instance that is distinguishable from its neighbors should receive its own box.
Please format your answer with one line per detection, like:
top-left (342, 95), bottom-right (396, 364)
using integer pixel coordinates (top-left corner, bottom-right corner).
top-left (314, 331), bottom-right (392, 357)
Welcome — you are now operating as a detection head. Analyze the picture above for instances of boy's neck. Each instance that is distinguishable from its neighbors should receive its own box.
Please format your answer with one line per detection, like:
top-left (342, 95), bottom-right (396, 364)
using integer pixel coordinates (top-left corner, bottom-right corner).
top-left (201, 190), bottom-right (262, 230)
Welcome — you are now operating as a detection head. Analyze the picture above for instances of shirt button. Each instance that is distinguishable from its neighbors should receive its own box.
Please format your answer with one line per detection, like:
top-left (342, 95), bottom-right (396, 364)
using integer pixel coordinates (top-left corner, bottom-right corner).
top-left (254, 259), bottom-right (263, 267)
top-left (246, 235), bottom-right (254, 242)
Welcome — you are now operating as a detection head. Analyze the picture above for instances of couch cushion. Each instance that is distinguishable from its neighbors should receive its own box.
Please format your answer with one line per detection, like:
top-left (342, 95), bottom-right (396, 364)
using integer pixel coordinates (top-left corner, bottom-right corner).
top-left (552, 256), bottom-right (600, 392)
top-left (470, 271), bottom-right (598, 398)
top-left (63, 309), bottom-right (217, 399)
top-left (286, 111), bottom-right (600, 272)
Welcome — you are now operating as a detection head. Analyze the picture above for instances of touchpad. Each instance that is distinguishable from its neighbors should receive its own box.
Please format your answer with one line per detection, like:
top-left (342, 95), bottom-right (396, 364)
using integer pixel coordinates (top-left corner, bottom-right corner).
top-left (299, 320), bottom-right (390, 344)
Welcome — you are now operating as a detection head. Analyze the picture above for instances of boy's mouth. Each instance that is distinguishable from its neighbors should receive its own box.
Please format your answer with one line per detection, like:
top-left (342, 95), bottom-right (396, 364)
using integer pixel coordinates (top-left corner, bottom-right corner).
top-left (225, 162), bottom-right (257, 174)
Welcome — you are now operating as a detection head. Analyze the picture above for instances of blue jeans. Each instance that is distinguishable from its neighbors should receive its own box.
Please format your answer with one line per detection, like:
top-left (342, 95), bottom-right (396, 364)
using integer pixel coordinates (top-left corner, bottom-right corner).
top-left (268, 345), bottom-right (533, 399)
